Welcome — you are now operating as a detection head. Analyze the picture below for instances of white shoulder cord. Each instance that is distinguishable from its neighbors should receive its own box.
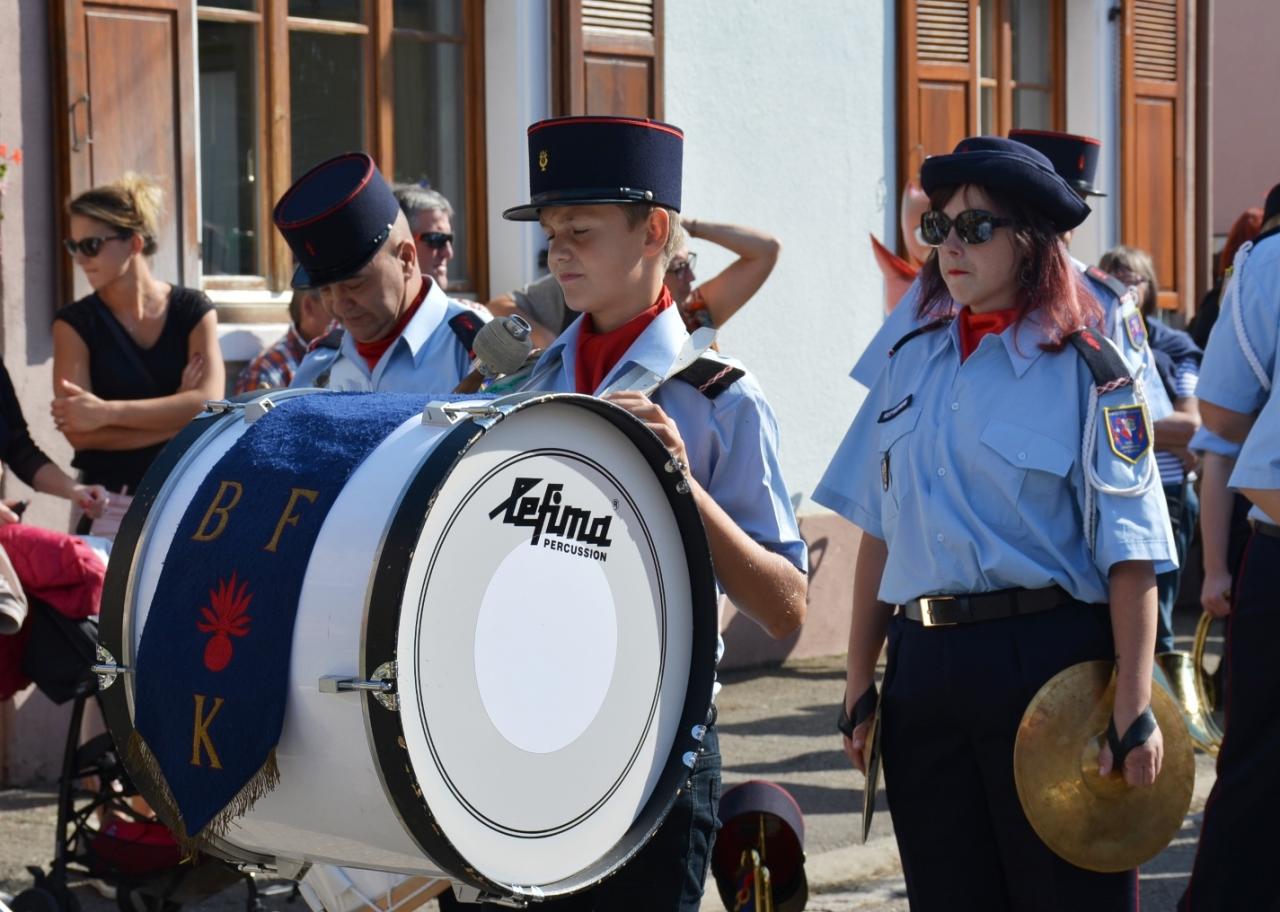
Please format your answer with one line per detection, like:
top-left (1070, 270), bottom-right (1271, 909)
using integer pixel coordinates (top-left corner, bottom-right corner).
top-left (1080, 337), bottom-right (1157, 552)
top-left (1227, 241), bottom-right (1272, 393)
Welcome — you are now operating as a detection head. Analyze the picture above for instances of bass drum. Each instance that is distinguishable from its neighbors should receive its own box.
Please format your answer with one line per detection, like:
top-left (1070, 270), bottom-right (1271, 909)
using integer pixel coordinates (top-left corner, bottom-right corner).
top-left (97, 389), bottom-right (718, 903)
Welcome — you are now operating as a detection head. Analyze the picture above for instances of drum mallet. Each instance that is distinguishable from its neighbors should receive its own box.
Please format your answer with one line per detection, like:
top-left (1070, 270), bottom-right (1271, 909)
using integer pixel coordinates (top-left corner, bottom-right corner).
top-left (454, 315), bottom-right (533, 393)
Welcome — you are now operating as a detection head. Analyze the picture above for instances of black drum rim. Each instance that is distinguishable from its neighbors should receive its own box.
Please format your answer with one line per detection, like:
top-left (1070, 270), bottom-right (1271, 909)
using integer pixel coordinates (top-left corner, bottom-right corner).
top-left (363, 393), bottom-right (719, 900)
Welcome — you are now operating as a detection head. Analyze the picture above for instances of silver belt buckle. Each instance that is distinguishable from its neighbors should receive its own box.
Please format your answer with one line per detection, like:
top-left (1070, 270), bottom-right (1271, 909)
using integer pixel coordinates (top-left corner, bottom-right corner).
top-left (920, 595), bottom-right (958, 628)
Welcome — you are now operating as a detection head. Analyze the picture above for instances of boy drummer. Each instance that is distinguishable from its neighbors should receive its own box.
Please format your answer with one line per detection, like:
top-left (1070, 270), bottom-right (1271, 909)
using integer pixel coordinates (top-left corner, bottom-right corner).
top-left (481, 116), bottom-right (808, 909)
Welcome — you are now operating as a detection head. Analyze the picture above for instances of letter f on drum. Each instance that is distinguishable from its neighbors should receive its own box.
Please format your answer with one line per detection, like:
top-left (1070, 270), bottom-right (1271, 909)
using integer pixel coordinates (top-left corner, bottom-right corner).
top-left (265, 488), bottom-right (320, 553)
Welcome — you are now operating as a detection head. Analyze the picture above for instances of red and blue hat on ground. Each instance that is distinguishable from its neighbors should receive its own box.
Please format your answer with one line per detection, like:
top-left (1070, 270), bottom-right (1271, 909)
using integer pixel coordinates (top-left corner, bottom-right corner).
top-left (921, 136), bottom-right (1091, 234)
top-left (502, 115), bottom-right (684, 221)
top-left (273, 152), bottom-right (401, 289)
top-left (1009, 128), bottom-right (1107, 198)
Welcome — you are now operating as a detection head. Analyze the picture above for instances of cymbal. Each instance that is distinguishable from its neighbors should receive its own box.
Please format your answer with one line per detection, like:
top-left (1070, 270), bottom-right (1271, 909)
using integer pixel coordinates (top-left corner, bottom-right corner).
top-left (1013, 660), bottom-right (1195, 873)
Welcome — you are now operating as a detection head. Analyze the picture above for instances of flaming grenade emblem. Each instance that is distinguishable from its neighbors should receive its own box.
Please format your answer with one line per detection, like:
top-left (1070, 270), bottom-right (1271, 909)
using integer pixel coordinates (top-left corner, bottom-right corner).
top-left (196, 571), bottom-right (253, 672)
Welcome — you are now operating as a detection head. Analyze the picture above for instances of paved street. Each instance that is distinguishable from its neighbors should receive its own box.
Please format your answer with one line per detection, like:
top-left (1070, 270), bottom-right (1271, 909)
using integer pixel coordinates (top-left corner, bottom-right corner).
top-left (1, 609), bottom-right (1221, 911)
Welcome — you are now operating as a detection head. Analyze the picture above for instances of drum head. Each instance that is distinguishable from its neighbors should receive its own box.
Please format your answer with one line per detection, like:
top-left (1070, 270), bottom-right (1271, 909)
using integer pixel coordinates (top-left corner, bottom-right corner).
top-left (365, 395), bottom-right (717, 896)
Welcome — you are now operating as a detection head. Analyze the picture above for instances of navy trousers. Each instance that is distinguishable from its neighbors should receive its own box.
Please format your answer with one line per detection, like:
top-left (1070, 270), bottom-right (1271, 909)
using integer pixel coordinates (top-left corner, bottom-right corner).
top-left (1180, 531), bottom-right (1280, 911)
top-left (438, 727), bottom-right (721, 911)
top-left (880, 604), bottom-right (1139, 912)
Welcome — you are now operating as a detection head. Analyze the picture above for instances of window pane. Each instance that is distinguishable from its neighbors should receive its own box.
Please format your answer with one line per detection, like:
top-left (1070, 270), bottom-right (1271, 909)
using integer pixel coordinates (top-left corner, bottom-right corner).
top-left (394, 1), bottom-right (463, 35)
top-left (290, 31), bottom-right (366, 179)
top-left (289, 0), bottom-right (362, 22)
top-left (1010, 0), bottom-right (1052, 85)
top-left (199, 0), bottom-right (256, 9)
top-left (393, 36), bottom-right (468, 287)
top-left (979, 0), bottom-right (995, 79)
top-left (1013, 88), bottom-right (1052, 130)
top-left (980, 85), bottom-right (995, 136)
top-left (199, 21), bottom-right (260, 276)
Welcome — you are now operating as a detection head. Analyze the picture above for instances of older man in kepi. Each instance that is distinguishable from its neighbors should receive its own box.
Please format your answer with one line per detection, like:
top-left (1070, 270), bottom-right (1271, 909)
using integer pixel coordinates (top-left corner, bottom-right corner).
top-left (279, 153), bottom-right (483, 392)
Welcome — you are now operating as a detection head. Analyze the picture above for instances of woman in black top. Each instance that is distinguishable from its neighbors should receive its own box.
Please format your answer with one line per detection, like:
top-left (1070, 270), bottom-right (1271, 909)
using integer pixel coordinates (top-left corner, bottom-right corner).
top-left (52, 175), bottom-right (224, 535)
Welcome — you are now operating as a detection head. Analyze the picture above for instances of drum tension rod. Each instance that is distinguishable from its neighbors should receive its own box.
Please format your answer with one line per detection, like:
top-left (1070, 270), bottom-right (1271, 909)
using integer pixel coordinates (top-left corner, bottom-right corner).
top-left (91, 644), bottom-right (130, 691)
top-left (318, 661), bottom-right (399, 711)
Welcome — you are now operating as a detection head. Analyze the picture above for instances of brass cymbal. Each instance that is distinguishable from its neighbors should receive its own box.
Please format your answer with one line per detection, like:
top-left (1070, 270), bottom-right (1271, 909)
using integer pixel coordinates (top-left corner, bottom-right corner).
top-left (1013, 660), bottom-right (1195, 873)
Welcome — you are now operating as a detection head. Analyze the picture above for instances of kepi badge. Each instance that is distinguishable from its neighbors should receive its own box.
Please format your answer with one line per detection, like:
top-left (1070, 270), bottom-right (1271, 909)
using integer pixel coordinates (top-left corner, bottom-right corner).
top-left (1104, 404), bottom-right (1151, 463)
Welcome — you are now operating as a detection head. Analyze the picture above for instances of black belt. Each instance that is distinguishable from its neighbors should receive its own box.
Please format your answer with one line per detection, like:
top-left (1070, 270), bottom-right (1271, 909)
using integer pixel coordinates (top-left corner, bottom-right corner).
top-left (1251, 519), bottom-right (1280, 539)
top-left (901, 585), bottom-right (1074, 627)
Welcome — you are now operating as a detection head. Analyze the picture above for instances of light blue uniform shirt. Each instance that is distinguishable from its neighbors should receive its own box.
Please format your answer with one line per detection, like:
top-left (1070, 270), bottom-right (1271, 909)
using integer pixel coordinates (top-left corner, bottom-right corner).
top-left (1198, 231), bottom-right (1280, 519)
top-left (290, 278), bottom-right (476, 393)
top-left (848, 266), bottom-right (1175, 421)
top-left (1188, 425), bottom-right (1241, 459)
top-left (816, 312), bottom-right (1174, 605)
top-left (519, 304), bottom-right (808, 574)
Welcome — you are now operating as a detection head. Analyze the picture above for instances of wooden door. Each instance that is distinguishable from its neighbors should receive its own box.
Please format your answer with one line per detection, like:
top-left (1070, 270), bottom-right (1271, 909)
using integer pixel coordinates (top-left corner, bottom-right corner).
top-left (552, 0), bottom-right (664, 118)
top-left (54, 0), bottom-right (198, 302)
top-left (1121, 0), bottom-right (1193, 315)
top-left (898, 0), bottom-right (980, 199)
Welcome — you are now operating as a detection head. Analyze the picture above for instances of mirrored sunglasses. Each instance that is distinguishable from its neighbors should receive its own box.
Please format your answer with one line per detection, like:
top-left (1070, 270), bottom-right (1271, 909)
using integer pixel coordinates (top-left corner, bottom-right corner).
top-left (63, 234), bottom-right (131, 257)
top-left (417, 231), bottom-right (453, 250)
top-left (920, 209), bottom-right (1012, 246)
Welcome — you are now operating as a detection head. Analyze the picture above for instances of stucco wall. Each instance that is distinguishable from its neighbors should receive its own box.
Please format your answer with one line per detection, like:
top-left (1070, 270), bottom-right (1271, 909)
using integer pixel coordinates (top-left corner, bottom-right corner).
top-left (1212, 0), bottom-right (1280, 235)
top-left (664, 0), bottom-right (895, 504)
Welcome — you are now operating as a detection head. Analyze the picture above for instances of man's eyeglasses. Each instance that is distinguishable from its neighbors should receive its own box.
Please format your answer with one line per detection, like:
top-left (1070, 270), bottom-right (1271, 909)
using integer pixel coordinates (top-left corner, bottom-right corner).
top-left (920, 210), bottom-right (1012, 247)
top-left (666, 252), bottom-right (697, 276)
top-left (417, 231), bottom-right (453, 250)
top-left (63, 234), bottom-right (131, 258)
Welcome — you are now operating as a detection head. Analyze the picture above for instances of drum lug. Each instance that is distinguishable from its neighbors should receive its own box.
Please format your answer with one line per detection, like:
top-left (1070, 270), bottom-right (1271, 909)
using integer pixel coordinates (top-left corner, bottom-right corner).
top-left (244, 396), bottom-right (276, 424)
top-left (318, 660), bottom-right (399, 711)
top-left (203, 399), bottom-right (244, 415)
top-left (90, 645), bottom-right (130, 691)
top-left (422, 400), bottom-right (503, 428)
top-left (452, 885), bottom-right (532, 907)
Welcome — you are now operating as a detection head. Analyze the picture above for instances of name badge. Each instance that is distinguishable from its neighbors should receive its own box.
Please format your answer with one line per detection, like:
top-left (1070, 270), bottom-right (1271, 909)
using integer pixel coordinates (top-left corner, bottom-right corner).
top-left (878, 394), bottom-right (913, 423)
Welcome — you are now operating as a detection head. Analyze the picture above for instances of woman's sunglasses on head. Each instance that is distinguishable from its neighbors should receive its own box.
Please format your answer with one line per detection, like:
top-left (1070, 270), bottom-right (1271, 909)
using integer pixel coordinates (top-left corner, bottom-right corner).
top-left (416, 231), bottom-right (453, 250)
top-left (920, 210), bottom-right (1012, 247)
top-left (64, 234), bottom-right (131, 257)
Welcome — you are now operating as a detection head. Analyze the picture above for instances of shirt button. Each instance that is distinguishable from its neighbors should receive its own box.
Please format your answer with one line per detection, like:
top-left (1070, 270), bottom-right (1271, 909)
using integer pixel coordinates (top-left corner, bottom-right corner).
top-left (936, 533), bottom-right (945, 543)
top-left (950, 402), bottom-right (960, 411)
top-left (937, 467), bottom-right (947, 476)
top-left (1017, 452), bottom-right (1027, 461)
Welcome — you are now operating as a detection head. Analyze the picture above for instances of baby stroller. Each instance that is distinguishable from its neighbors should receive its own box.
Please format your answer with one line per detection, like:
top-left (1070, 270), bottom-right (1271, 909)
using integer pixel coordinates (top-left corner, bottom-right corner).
top-left (9, 597), bottom-right (281, 912)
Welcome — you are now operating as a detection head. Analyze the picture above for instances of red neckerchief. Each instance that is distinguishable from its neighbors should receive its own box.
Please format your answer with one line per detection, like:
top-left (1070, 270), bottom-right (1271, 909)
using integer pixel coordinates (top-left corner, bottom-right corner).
top-left (957, 305), bottom-right (1018, 362)
top-left (575, 287), bottom-right (673, 394)
top-left (354, 279), bottom-right (430, 369)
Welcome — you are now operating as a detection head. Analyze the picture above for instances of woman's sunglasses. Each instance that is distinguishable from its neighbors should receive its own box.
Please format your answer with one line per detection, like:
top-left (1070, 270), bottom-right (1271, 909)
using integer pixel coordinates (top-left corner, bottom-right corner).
top-left (64, 234), bottom-right (131, 257)
top-left (920, 209), bottom-right (1012, 246)
top-left (416, 231), bottom-right (453, 250)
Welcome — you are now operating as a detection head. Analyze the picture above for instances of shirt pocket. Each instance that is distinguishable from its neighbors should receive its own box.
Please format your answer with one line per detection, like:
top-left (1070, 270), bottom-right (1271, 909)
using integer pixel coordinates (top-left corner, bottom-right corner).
top-left (877, 403), bottom-right (922, 524)
top-left (976, 418), bottom-right (1076, 532)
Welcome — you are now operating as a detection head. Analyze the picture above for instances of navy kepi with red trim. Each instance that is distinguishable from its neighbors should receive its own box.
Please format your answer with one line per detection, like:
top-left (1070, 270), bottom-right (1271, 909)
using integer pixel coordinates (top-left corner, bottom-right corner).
top-left (1009, 129), bottom-right (1106, 197)
top-left (273, 152), bottom-right (400, 289)
top-left (503, 116), bottom-right (683, 221)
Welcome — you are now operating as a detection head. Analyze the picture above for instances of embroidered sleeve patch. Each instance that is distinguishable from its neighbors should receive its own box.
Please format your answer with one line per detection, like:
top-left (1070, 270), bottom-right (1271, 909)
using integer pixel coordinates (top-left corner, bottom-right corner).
top-left (1104, 404), bottom-right (1151, 463)
top-left (1123, 308), bottom-right (1147, 350)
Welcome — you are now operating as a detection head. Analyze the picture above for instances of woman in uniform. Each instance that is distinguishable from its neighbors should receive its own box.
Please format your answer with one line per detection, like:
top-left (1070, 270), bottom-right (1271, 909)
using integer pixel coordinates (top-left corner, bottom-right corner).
top-left (815, 137), bottom-right (1175, 911)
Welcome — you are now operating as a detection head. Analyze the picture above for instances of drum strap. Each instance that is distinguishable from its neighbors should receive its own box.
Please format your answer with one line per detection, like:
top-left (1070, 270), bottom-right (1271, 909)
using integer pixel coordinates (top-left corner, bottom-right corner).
top-left (129, 392), bottom-right (431, 847)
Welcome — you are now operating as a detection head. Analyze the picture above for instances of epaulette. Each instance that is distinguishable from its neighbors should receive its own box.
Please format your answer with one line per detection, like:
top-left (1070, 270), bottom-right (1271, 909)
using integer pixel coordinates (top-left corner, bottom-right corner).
top-left (448, 311), bottom-right (484, 357)
top-left (888, 317), bottom-right (952, 358)
top-left (674, 354), bottom-right (745, 400)
top-left (308, 324), bottom-right (343, 352)
top-left (1084, 265), bottom-right (1131, 302)
top-left (1068, 327), bottom-right (1134, 394)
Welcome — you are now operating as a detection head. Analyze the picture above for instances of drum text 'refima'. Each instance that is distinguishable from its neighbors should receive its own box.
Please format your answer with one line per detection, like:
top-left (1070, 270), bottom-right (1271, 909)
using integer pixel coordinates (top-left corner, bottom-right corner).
top-left (489, 477), bottom-right (615, 549)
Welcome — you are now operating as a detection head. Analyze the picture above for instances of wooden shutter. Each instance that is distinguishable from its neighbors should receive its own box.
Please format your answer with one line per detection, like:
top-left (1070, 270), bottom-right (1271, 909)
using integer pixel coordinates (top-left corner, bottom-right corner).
top-left (552, 0), bottom-right (664, 118)
top-left (898, 0), bottom-right (979, 201)
top-left (53, 0), bottom-right (199, 302)
top-left (1121, 0), bottom-right (1192, 314)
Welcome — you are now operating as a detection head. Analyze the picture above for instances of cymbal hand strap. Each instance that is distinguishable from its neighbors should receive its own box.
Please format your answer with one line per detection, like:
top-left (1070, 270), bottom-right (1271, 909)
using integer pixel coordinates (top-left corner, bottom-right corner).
top-left (837, 681), bottom-right (878, 737)
top-left (1106, 705), bottom-right (1157, 767)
